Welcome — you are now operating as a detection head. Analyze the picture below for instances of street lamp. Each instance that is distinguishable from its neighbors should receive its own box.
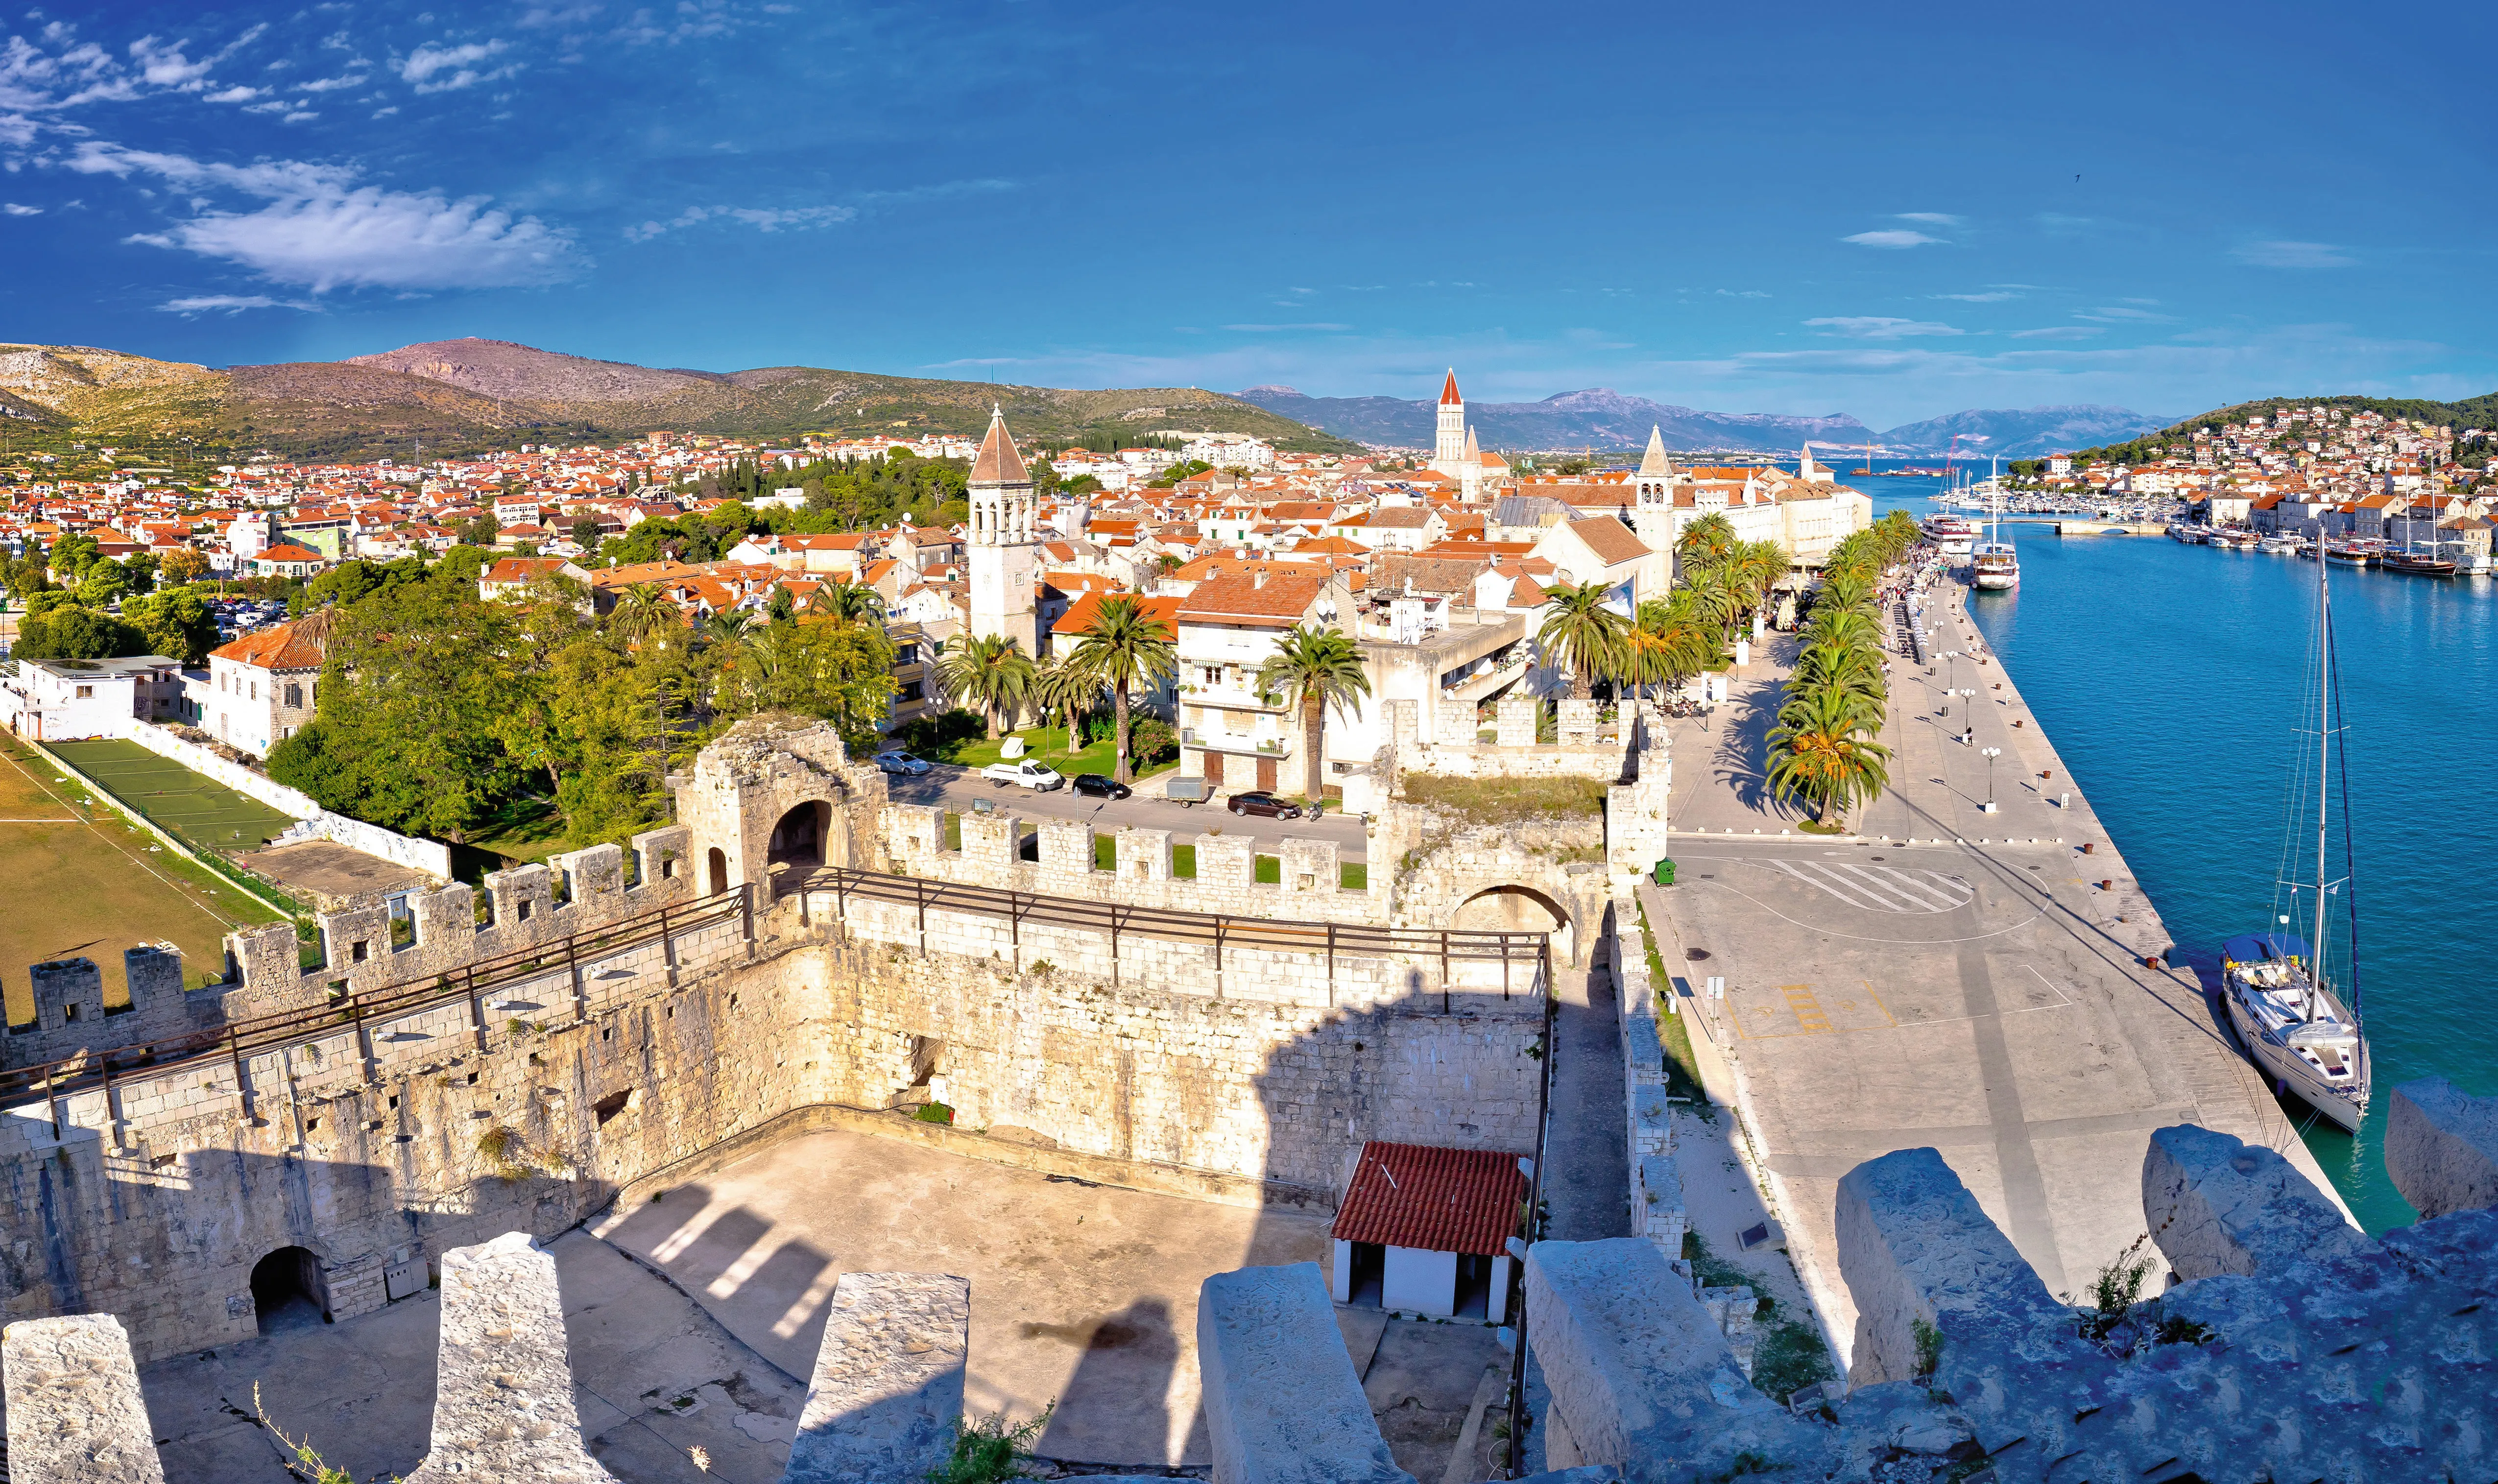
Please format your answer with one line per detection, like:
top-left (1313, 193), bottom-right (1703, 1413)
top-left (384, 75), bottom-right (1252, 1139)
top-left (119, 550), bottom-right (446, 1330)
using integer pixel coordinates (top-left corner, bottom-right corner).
top-left (1957, 689), bottom-right (1977, 743)
top-left (1939, 649), bottom-right (1960, 705)
top-left (1980, 746), bottom-right (2002, 812)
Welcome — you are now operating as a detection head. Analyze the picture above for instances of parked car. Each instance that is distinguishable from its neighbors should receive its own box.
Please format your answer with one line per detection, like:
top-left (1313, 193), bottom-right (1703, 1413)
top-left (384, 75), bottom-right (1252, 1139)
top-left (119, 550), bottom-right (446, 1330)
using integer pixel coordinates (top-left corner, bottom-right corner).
top-left (1071, 773), bottom-right (1131, 801)
top-left (1225, 790), bottom-right (1301, 819)
top-left (873, 750), bottom-right (933, 777)
top-left (980, 760), bottom-right (1064, 790)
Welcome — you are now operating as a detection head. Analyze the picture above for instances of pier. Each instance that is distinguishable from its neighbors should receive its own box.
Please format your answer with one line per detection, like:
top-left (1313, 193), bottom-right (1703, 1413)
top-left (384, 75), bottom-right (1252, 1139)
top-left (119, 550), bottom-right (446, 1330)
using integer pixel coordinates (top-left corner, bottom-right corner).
top-left (1642, 575), bottom-right (2344, 1353)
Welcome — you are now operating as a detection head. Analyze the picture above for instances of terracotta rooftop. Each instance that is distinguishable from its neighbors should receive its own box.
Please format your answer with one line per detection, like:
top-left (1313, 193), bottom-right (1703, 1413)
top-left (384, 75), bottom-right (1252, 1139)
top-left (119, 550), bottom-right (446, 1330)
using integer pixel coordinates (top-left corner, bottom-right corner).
top-left (1330, 1141), bottom-right (1526, 1257)
top-left (211, 616), bottom-right (331, 671)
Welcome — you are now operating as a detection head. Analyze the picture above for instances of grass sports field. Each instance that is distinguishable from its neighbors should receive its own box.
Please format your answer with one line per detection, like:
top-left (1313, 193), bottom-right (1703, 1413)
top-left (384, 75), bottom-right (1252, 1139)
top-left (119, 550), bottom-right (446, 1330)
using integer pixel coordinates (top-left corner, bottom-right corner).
top-left (46, 738), bottom-right (301, 854)
top-left (0, 734), bottom-right (284, 1021)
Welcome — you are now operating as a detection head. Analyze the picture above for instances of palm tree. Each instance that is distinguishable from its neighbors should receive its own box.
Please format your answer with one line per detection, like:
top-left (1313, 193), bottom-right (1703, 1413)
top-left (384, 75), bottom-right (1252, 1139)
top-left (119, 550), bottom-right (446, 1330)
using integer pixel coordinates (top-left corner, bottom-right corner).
top-left (1731, 539), bottom-right (1787, 632)
top-left (1067, 594), bottom-right (1176, 784)
top-left (1683, 563), bottom-right (1742, 645)
top-left (1786, 639), bottom-right (1885, 709)
top-left (1676, 512), bottom-right (1737, 575)
top-left (807, 580), bottom-right (885, 627)
top-left (1801, 605), bottom-right (1881, 658)
top-left (612, 585), bottom-right (679, 647)
top-left (1765, 686), bottom-right (1892, 830)
top-left (934, 632), bottom-right (1036, 738)
top-left (699, 609), bottom-right (751, 647)
top-left (1030, 658), bottom-right (1106, 759)
top-left (1255, 623), bottom-right (1372, 803)
top-left (1536, 580), bottom-right (1630, 698)
top-left (1626, 594), bottom-right (1718, 700)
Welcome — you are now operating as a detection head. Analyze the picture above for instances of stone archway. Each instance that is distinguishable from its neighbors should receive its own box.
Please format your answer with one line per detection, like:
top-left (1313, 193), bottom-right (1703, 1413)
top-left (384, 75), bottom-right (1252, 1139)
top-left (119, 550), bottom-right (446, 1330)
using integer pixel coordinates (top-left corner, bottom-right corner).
top-left (707, 847), bottom-right (729, 897)
top-left (250, 1245), bottom-right (331, 1333)
top-left (1450, 884), bottom-right (1576, 967)
top-left (768, 799), bottom-right (836, 871)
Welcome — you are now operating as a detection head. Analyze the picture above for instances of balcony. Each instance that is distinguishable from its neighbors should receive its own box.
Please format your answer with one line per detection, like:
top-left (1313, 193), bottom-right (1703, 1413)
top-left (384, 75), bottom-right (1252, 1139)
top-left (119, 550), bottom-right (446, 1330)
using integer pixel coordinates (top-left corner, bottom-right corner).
top-left (1443, 651), bottom-right (1530, 702)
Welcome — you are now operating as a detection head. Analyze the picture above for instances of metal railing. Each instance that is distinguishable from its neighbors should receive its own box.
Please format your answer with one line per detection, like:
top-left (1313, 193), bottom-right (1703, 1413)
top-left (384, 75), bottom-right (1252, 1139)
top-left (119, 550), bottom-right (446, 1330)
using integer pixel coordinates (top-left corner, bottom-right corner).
top-left (0, 887), bottom-right (752, 1115)
top-left (802, 864), bottom-right (1552, 1006)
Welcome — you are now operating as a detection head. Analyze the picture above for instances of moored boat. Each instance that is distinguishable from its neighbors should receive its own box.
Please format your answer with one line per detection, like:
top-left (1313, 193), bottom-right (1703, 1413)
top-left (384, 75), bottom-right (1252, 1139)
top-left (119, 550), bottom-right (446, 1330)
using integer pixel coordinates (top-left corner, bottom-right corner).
top-left (2323, 542), bottom-right (2374, 567)
top-left (1971, 541), bottom-right (2019, 590)
top-left (2383, 550), bottom-right (2457, 578)
top-left (2218, 550), bottom-right (2370, 1133)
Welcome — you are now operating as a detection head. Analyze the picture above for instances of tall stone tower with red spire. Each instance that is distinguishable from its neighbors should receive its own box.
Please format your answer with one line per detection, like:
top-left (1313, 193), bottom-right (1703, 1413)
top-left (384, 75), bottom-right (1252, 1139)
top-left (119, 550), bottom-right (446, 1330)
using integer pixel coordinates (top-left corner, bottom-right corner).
top-left (966, 406), bottom-right (1039, 658)
top-left (1432, 368), bottom-right (1467, 475)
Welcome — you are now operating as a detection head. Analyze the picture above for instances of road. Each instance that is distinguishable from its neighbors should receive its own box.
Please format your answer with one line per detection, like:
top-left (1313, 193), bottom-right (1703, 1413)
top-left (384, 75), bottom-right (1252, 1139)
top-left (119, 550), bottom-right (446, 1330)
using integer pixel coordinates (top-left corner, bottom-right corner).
top-left (883, 764), bottom-right (1370, 862)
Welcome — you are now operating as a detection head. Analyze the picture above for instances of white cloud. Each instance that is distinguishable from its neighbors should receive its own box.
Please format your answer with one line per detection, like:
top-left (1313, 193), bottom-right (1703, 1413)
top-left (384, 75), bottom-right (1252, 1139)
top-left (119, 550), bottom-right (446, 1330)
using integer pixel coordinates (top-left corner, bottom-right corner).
top-left (281, 110), bottom-right (316, 123)
top-left (203, 84), bottom-right (259, 103)
top-left (1895, 213), bottom-right (1964, 226)
top-left (372, 105), bottom-right (399, 119)
top-left (126, 35), bottom-right (216, 90)
top-left (1805, 316), bottom-right (1965, 339)
top-left (397, 39), bottom-right (516, 93)
top-left (68, 141), bottom-right (582, 291)
top-left (159, 292), bottom-right (319, 314)
top-left (1842, 229), bottom-right (1945, 249)
top-left (1934, 290), bottom-right (2019, 302)
top-left (1717, 289), bottom-right (1771, 299)
top-left (2076, 306), bottom-right (2173, 323)
top-left (3, 201), bottom-right (40, 215)
top-left (2235, 239), bottom-right (2354, 269)
top-left (290, 73), bottom-right (369, 94)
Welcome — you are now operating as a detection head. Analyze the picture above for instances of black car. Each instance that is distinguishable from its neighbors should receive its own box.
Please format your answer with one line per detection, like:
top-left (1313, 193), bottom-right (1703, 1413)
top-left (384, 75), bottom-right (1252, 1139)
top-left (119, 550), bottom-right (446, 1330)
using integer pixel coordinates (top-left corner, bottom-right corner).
top-left (1071, 773), bottom-right (1131, 800)
top-left (1225, 790), bottom-right (1302, 819)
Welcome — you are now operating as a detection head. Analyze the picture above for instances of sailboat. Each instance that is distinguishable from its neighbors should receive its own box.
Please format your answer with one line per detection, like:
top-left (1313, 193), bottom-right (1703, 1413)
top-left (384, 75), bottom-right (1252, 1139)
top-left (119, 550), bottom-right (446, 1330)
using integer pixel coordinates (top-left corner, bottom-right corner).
top-left (2217, 551), bottom-right (2370, 1132)
top-left (2383, 495), bottom-right (2456, 577)
top-left (1970, 456), bottom-right (2020, 591)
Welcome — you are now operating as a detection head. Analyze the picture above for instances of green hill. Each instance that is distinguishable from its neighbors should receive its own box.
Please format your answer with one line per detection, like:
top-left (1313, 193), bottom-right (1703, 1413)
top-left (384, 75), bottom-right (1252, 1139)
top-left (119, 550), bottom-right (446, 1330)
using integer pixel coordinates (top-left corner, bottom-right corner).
top-left (2059, 391), bottom-right (2496, 467)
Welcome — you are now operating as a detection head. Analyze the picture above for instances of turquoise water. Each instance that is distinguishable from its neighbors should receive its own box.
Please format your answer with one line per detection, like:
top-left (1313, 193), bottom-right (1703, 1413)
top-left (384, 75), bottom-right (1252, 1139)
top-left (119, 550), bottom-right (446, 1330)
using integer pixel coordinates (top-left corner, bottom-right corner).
top-left (1853, 471), bottom-right (2490, 1231)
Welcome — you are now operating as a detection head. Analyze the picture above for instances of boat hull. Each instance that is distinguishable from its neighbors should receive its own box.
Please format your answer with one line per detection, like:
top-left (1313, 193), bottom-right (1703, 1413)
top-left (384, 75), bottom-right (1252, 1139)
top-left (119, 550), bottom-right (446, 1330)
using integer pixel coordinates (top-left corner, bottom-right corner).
top-left (2220, 981), bottom-right (2368, 1133)
top-left (1971, 571), bottom-right (2018, 590)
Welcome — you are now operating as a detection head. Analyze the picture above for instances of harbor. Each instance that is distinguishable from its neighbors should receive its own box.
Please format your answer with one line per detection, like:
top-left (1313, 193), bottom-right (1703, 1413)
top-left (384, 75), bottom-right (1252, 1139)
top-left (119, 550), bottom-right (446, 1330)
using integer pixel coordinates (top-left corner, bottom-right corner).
top-left (1641, 553), bottom-right (2348, 1347)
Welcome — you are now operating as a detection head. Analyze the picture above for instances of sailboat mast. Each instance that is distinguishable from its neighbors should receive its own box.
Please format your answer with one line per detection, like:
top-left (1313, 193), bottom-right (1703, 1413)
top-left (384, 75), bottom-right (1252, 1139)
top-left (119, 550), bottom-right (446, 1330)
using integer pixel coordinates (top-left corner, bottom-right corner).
top-left (2312, 552), bottom-right (2331, 1017)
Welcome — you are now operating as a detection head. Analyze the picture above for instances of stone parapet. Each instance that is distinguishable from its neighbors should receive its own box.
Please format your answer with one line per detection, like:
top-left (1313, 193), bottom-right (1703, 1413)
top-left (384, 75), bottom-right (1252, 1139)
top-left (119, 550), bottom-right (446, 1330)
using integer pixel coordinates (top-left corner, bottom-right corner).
top-left (784, 1272), bottom-right (969, 1484)
top-left (2385, 1074), bottom-right (2498, 1218)
top-left (1199, 1262), bottom-right (1415, 1484)
top-left (403, 1231), bottom-right (617, 1484)
top-left (2141, 1123), bottom-right (2370, 1279)
top-left (1, 1314), bottom-right (162, 1483)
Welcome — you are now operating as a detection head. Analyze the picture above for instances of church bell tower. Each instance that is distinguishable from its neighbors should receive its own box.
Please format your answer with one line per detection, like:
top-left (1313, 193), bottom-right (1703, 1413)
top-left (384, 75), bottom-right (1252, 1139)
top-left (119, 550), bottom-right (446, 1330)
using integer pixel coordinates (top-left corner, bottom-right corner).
top-left (967, 406), bottom-right (1040, 658)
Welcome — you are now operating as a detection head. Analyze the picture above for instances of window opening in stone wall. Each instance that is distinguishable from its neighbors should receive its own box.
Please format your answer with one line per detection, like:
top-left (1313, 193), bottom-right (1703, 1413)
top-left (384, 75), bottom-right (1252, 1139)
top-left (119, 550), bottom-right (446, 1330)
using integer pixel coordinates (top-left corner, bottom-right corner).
top-left (1017, 825), bottom-right (1039, 862)
top-left (552, 869), bottom-right (573, 906)
top-left (594, 1089), bottom-right (634, 1126)
top-left (517, 899), bottom-right (533, 923)
top-left (251, 1246), bottom-right (332, 1333)
top-left (708, 847), bottom-right (729, 897)
top-left (622, 847), bottom-right (642, 889)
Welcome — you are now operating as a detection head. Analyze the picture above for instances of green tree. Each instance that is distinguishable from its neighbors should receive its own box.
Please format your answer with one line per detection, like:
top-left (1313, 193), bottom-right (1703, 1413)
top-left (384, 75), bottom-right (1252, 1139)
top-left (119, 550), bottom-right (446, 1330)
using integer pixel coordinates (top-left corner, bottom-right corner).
top-left (1065, 595), bottom-right (1177, 784)
top-left (805, 580), bottom-right (886, 627)
top-left (74, 561), bottom-right (132, 607)
top-left (1255, 623), bottom-right (1372, 802)
top-left (158, 547), bottom-right (209, 586)
top-left (1765, 686), bottom-right (1891, 830)
top-left (1030, 658), bottom-right (1106, 759)
top-left (1536, 580), bottom-right (1630, 698)
top-left (11, 603), bottom-right (144, 659)
top-left (1675, 512), bottom-right (1737, 572)
top-left (124, 588), bottom-right (220, 664)
top-left (934, 633), bottom-right (1036, 739)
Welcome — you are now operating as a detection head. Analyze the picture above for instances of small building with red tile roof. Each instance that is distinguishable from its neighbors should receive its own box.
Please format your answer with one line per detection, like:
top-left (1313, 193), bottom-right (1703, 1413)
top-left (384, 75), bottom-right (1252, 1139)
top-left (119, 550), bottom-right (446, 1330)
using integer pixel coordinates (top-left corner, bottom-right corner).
top-left (1328, 1140), bottom-right (1526, 1319)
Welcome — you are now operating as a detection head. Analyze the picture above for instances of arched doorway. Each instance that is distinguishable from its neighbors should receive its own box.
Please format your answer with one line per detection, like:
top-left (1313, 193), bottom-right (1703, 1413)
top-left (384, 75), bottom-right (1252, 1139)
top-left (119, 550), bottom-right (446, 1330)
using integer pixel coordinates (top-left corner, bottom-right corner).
top-left (707, 847), bottom-right (729, 897)
top-left (251, 1246), bottom-right (331, 1333)
top-left (1450, 885), bottom-right (1575, 966)
top-left (768, 800), bottom-right (834, 872)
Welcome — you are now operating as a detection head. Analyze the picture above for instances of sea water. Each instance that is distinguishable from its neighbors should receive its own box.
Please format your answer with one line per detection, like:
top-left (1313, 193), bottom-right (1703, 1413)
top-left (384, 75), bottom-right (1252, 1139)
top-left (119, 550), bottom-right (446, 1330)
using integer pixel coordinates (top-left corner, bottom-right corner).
top-left (1854, 471), bottom-right (2489, 1230)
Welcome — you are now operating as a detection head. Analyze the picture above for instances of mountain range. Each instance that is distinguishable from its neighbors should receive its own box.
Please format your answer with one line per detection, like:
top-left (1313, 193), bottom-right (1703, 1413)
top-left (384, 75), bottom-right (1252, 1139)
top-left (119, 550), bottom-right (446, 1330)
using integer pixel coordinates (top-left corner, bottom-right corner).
top-left (1234, 386), bottom-right (2172, 458)
top-left (0, 339), bottom-right (1356, 464)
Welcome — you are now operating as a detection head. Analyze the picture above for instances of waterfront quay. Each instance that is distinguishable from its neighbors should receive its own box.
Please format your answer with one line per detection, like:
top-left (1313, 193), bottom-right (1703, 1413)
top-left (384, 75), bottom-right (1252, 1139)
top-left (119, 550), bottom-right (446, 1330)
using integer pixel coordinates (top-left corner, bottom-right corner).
top-left (1641, 573), bottom-right (2344, 1356)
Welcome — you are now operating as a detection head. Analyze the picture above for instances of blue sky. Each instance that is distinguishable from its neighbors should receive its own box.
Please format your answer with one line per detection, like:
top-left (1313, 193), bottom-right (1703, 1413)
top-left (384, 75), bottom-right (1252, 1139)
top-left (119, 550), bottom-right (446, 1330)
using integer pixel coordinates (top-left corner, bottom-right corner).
top-left (5, 0), bottom-right (2493, 426)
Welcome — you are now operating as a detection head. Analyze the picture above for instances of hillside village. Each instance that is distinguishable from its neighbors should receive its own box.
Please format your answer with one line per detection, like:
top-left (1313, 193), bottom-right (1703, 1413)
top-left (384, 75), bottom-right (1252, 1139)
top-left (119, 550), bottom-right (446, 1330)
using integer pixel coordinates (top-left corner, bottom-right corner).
top-left (0, 372), bottom-right (1871, 813)
top-left (2030, 405), bottom-right (2498, 549)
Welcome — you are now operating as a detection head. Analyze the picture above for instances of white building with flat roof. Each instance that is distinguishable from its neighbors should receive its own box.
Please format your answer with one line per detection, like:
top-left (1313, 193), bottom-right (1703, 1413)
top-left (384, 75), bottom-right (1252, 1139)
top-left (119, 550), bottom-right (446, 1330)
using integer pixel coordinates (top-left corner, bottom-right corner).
top-left (0, 655), bottom-right (187, 741)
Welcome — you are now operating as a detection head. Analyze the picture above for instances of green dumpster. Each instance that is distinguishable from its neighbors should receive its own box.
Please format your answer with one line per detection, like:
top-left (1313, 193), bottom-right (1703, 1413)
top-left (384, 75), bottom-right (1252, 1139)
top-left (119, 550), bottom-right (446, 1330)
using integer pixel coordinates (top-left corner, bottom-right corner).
top-left (1653, 858), bottom-right (1676, 886)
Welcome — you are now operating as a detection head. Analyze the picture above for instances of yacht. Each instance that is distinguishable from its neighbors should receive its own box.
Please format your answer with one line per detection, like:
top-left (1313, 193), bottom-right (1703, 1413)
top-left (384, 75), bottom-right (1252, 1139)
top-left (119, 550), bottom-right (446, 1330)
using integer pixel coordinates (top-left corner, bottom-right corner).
top-left (1924, 514), bottom-right (1979, 559)
top-left (1971, 541), bottom-right (2019, 590)
top-left (2218, 552), bottom-right (2370, 1133)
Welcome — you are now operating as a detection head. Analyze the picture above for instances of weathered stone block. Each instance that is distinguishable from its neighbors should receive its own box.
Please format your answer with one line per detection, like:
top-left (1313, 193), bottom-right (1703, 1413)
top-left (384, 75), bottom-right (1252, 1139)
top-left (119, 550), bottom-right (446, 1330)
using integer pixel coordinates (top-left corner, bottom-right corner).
top-left (1199, 1262), bottom-right (1413, 1484)
top-left (783, 1271), bottom-right (969, 1484)
top-left (2386, 1075), bottom-right (2498, 1219)
top-left (2, 1314), bottom-right (163, 1483)
top-left (2142, 1124), bottom-right (2368, 1280)
top-left (402, 1231), bottom-right (616, 1483)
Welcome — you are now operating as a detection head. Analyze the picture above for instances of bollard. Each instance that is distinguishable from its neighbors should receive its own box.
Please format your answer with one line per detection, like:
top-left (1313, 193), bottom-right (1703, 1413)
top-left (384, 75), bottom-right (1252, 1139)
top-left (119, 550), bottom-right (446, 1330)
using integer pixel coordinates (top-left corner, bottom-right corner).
top-left (2081, 840), bottom-right (2094, 853)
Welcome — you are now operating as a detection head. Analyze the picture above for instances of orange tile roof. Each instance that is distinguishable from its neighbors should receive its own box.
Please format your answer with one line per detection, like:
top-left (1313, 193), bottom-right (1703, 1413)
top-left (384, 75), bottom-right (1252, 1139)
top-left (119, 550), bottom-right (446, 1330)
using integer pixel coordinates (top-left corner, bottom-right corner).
top-left (1330, 1141), bottom-right (1525, 1257)
top-left (211, 620), bottom-right (327, 671)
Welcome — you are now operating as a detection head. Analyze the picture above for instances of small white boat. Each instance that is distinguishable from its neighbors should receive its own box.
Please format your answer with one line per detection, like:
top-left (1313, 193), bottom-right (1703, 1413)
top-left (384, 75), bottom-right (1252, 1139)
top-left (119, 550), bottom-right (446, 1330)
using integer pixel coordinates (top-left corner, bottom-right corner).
top-left (2258, 533), bottom-right (2302, 554)
top-left (1971, 541), bottom-right (2019, 590)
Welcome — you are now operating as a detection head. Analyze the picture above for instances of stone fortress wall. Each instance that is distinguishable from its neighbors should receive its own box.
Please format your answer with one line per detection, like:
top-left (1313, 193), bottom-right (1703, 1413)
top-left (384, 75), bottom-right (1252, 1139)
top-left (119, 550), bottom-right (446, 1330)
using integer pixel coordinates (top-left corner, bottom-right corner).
top-left (22, 1080), bottom-right (2498, 1483)
top-left (0, 714), bottom-right (1559, 1366)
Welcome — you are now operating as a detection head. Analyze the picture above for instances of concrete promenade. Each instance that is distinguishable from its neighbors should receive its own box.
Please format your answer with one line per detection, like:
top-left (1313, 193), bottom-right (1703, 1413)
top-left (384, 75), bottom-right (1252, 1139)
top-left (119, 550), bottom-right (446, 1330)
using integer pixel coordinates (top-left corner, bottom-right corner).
top-left (1642, 572), bottom-right (2344, 1362)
